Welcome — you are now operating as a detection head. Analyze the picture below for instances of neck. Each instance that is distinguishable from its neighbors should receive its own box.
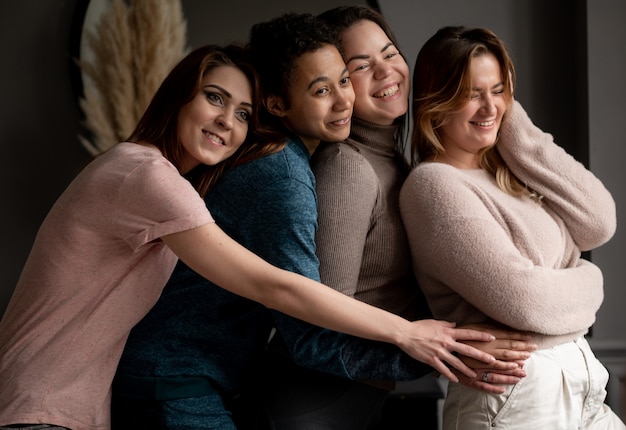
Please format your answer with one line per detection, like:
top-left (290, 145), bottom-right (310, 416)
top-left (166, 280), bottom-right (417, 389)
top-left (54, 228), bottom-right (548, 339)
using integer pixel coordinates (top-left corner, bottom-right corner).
top-left (430, 152), bottom-right (481, 170)
top-left (301, 137), bottom-right (321, 155)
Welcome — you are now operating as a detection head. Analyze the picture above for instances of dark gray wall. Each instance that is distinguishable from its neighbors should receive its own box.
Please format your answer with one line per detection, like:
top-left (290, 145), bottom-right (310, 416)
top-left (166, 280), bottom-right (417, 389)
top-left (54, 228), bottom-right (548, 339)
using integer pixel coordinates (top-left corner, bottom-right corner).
top-left (0, 1), bottom-right (91, 315)
top-left (585, 2), bottom-right (626, 415)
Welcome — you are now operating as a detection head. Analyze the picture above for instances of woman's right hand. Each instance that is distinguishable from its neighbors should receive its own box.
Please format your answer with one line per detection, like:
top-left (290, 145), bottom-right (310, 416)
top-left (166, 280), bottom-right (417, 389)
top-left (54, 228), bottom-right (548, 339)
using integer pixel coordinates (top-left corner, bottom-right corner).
top-left (397, 319), bottom-right (498, 383)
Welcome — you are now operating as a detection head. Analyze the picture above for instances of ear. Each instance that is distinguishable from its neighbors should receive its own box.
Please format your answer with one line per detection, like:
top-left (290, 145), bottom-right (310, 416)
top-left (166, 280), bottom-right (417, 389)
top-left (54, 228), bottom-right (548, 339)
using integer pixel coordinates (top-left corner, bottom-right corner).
top-left (265, 95), bottom-right (287, 117)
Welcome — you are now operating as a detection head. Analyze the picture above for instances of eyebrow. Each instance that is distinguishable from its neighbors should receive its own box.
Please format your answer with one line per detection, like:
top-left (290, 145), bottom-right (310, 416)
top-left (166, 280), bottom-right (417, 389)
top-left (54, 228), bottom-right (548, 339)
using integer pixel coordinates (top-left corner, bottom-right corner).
top-left (346, 42), bottom-right (395, 64)
top-left (307, 67), bottom-right (349, 90)
top-left (203, 84), bottom-right (252, 108)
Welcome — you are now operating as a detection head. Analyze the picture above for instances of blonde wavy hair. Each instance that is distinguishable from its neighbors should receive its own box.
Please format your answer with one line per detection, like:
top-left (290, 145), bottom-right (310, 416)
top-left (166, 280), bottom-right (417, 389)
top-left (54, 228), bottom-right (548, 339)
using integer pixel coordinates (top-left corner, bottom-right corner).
top-left (411, 26), bottom-right (532, 198)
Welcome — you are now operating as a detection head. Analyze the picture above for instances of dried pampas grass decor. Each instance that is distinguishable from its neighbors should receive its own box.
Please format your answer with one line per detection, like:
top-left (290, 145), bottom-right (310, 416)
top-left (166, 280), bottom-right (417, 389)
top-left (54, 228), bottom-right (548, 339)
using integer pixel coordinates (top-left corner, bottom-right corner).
top-left (77, 0), bottom-right (189, 156)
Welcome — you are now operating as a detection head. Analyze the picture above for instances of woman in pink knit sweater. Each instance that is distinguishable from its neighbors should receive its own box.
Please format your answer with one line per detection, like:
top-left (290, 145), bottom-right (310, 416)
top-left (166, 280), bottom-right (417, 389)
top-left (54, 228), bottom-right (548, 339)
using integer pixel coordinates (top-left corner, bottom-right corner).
top-left (400, 26), bottom-right (625, 429)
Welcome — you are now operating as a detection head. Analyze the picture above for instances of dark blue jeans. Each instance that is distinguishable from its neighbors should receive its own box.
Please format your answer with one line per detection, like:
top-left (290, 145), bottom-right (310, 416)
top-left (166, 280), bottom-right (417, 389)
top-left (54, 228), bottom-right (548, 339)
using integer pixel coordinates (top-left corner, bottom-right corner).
top-left (111, 385), bottom-right (262, 430)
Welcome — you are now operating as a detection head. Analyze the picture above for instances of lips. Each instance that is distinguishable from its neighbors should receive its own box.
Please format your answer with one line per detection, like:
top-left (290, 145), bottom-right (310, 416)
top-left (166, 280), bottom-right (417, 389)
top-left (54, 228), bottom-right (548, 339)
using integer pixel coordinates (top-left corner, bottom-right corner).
top-left (470, 120), bottom-right (495, 127)
top-left (331, 117), bottom-right (351, 126)
top-left (203, 130), bottom-right (225, 145)
top-left (373, 84), bottom-right (399, 98)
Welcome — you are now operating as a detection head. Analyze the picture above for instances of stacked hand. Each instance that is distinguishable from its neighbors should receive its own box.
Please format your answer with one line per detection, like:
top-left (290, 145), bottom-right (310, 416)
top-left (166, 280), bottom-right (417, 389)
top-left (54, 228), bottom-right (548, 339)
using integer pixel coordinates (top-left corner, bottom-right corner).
top-left (453, 323), bottom-right (537, 393)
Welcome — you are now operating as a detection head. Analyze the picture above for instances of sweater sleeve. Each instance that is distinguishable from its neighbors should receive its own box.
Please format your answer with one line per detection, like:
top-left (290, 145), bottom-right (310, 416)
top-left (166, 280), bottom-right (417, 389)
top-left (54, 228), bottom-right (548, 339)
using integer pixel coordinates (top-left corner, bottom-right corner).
top-left (312, 143), bottom-right (379, 296)
top-left (271, 311), bottom-right (433, 381)
top-left (497, 101), bottom-right (617, 251)
top-left (400, 165), bottom-right (604, 336)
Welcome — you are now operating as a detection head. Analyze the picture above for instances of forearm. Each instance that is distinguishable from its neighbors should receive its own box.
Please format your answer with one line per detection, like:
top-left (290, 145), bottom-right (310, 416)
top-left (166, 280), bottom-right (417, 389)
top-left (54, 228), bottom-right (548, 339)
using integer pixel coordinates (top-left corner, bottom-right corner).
top-left (272, 311), bottom-right (432, 381)
top-left (167, 223), bottom-right (496, 383)
top-left (402, 168), bottom-right (604, 334)
top-left (418, 229), bottom-right (604, 335)
top-left (499, 101), bottom-right (616, 249)
top-left (266, 271), bottom-right (418, 345)
top-left (165, 223), bottom-right (416, 346)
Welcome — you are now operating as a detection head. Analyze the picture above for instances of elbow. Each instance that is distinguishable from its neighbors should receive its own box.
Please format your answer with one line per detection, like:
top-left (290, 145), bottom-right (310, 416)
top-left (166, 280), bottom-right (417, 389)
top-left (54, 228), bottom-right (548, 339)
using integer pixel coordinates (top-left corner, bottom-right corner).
top-left (577, 211), bottom-right (617, 251)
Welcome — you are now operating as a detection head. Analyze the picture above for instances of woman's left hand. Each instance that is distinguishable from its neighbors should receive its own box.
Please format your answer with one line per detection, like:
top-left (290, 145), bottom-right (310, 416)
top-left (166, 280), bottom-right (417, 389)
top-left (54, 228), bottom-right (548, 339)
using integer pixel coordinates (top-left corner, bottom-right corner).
top-left (454, 323), bottom-right (537, 393)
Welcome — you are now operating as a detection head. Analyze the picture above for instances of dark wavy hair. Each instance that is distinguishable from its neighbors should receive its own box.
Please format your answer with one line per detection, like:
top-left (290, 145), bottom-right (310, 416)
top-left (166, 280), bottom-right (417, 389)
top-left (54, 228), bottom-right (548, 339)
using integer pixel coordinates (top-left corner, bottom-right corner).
top-left (127, 44), bottom-right (283, 196)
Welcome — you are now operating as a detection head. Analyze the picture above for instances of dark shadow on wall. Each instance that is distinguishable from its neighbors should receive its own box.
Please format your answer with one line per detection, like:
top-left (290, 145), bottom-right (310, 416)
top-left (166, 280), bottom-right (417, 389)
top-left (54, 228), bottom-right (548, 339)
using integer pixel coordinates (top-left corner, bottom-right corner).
top-left (514, 0), bottom-right (588, 166)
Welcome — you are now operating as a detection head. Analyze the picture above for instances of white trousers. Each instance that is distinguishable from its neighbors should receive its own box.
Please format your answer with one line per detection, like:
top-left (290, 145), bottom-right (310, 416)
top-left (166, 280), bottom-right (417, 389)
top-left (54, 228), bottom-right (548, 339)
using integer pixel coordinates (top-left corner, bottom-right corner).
top-left (443, 337), bottom-right (626, 430)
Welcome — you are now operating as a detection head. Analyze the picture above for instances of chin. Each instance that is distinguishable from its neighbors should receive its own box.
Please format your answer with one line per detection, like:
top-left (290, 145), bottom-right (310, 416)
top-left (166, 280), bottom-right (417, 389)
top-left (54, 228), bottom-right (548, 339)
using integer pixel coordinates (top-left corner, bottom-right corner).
top-left (325, 131), bottom-right (350, 142)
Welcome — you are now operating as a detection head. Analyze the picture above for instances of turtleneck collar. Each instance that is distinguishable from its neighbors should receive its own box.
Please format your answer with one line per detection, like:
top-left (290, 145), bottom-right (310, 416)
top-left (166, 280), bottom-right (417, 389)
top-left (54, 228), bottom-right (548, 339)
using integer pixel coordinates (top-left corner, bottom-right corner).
top-left (347, 117), bottom-right (399, 157)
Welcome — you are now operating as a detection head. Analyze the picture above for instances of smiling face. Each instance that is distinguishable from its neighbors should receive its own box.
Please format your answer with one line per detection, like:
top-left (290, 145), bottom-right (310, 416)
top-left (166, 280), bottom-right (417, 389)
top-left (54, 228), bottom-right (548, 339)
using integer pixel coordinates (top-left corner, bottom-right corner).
top-left (274, 44), bottom-right (354, 153)
top-left (339, 19), bottom-right (409, 125)
top-left (438, 53), bottom-right (507, 169)
top-left (177, 65), bottom-right (252, 173)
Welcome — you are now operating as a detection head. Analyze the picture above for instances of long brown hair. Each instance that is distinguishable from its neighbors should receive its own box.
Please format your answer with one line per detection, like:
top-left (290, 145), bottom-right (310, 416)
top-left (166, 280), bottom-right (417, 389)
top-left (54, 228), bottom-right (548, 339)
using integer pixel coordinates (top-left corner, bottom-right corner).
top-left (127, 44), bottom-right (283, 196)
top-left (412, 26), bottom-right (530, 197)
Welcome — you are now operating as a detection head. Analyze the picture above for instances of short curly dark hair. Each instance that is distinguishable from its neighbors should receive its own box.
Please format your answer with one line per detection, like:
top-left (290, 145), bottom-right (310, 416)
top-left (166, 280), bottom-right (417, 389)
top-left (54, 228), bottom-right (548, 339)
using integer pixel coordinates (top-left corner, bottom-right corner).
top-left (247, 13), bottom-right (337, 108)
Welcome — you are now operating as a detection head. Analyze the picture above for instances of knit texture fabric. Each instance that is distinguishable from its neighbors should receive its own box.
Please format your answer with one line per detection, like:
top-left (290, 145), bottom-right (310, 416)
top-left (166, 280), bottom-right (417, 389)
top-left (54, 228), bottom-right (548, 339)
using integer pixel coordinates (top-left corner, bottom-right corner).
top-left (399, 101), bottom-right (616, 349)
top-left (312, 117), bottom-right (423, 320)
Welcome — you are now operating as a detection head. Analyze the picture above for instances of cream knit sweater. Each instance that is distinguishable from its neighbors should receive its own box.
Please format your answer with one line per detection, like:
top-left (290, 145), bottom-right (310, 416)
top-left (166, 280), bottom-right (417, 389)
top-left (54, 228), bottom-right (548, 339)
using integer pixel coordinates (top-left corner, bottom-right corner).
top-left (399, 101), bottom-right (616, 348)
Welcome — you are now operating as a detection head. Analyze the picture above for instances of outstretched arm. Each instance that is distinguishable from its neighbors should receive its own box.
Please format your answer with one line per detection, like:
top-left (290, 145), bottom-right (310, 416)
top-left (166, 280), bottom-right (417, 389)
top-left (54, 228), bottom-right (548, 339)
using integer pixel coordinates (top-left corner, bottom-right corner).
top-left (162, 222), bottom-right (497, 383)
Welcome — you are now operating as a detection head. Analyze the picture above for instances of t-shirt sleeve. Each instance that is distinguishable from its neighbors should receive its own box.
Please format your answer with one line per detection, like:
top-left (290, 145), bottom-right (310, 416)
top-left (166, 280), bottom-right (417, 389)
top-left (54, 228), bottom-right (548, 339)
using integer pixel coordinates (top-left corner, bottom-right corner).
top-left (116, 158), bottom-right (214, 250)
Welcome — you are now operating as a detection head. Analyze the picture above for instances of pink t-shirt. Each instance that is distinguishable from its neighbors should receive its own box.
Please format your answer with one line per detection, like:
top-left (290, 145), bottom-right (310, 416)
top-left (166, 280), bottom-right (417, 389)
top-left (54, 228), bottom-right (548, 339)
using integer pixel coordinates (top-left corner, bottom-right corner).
top-left (0, 142), bottom-right (214, 429)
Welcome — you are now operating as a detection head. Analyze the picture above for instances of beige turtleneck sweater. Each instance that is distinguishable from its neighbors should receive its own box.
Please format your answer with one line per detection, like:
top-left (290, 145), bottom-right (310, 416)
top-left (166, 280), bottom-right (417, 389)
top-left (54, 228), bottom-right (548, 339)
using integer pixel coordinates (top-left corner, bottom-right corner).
top-left (311, 117), bottom-right (421, 320)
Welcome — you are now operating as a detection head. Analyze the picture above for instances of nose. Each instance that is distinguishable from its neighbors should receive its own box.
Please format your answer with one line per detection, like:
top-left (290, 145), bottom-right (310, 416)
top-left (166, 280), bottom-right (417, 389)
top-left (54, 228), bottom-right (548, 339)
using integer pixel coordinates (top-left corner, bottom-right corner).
top-left (334, 87), bottom-right (354, 111)
top-left (373, 62), bottom-right (392, 80)
top-left (481, 94), bottom-right (497, 115)
top-left (216, 110), bottom-right (233, 130)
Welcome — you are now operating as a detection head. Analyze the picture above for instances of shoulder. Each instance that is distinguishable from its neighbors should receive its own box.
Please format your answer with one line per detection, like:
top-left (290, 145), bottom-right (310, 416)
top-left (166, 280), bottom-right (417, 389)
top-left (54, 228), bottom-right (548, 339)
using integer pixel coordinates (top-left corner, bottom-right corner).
top-left (401, 163), bottom-right (484, 209)
top-left (97, 143), bottom-right (178, 182)
top-left (110, 142), bottom-right (172, 165)
top-left (66, 143), bottom-right (211, 244)
top-left (312, 142), bottom-right (376, 184)
top-left (220, 143), bottom-right (312, 187)
top-left (210, 148), bottom-right (315, 215)
top-left (313, 141), bottom-right (366, 167)
top-left (76, 143), bottom-right (184, 197)
top-left (403, 162), bottom-right (459, 192)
